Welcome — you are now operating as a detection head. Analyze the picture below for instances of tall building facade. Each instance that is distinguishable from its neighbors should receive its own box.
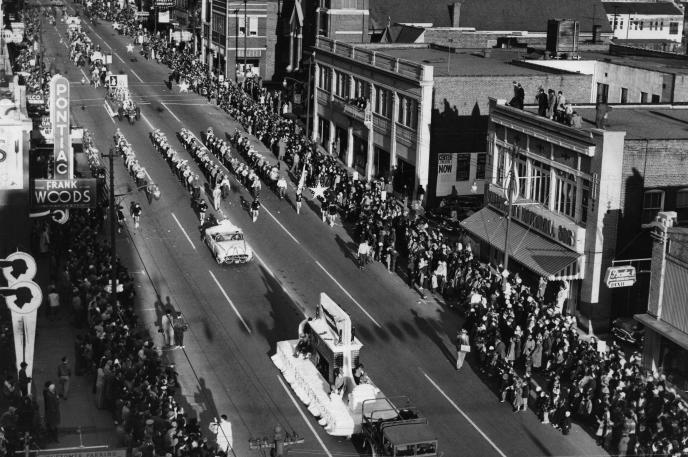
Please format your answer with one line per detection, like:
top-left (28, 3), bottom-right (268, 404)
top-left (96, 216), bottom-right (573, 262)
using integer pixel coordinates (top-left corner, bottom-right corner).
top-left (201, 0), bottom-right (278, 80)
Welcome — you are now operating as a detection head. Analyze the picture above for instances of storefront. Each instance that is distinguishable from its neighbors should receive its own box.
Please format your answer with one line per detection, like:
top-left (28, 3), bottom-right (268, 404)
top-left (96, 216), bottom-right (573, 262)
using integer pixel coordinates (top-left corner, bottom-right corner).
top-left (637, 220), bottom-right (688, 396)
top-left (459, 99), bottom-right (627, 326)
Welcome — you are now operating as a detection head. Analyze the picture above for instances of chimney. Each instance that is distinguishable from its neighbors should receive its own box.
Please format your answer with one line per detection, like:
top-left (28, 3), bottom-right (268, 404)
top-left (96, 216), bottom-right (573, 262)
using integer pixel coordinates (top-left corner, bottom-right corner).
top-left (451, 2), bottom-right (461, 27)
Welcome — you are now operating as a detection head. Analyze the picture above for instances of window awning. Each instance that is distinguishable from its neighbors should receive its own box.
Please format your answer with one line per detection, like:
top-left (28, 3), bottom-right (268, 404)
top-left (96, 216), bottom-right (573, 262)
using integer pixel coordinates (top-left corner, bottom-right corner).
top-left (461, 207), bottom-right (583, 279)
top-left (635, 314), bottom-right (688, 351)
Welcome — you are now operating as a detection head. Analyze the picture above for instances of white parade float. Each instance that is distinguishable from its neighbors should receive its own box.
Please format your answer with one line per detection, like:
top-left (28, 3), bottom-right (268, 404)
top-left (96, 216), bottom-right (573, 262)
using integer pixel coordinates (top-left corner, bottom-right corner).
top-left (271, 293), bottom-right (386, 437)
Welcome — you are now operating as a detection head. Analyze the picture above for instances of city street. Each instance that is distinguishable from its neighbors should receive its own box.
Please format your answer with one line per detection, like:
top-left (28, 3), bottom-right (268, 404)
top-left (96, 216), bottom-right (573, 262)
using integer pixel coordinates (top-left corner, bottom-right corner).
top-left (43, 7), bottom-right (605, 456)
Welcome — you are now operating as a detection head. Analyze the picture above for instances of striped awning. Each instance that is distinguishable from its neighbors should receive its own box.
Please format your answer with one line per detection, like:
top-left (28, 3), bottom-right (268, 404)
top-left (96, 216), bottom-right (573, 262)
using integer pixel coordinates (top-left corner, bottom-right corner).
top-left (461, 207), bottom-right (582, 279)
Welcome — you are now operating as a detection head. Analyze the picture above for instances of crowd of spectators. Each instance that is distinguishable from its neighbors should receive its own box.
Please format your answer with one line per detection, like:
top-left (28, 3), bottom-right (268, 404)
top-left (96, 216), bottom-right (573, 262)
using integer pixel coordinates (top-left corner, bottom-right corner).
top-left (6, 3), bottom-right (687, 456)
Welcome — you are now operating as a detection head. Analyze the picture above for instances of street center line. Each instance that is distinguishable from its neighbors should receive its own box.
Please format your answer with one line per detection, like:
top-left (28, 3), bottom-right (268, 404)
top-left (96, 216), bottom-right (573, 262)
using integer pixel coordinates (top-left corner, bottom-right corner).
top-left (208, 270), bottom-right (252, 334)
top-left (161, 103), bottom-right (182, 123)
top-left (263, 206), bottom-right (300, 244)
top-left (314, 261), bottom-right (382, 328)
top-left (140, 112), bottom-right (156, 131)
top-left (102, 103), bottom-right (116, 124)
top-left (276, 376), bottom-right (334, 457)
top-left (422, 371), bottom-right (508, 457)
top-left (129, 68), bottom-right (144, 83)
top-left (171, 212), bottom-right (196, 250)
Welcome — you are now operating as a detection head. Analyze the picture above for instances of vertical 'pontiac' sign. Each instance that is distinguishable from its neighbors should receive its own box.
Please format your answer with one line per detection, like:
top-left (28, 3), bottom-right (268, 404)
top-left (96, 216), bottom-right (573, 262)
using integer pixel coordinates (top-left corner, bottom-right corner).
top-left (50, 75), bottom-right (71, 180)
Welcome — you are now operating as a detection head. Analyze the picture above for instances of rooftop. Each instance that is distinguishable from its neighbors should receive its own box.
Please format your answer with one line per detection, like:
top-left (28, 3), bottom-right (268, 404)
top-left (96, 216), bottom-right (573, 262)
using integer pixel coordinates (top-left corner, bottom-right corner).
top-left (526, 49), bottom-right (688, 76)
top-left (368, 46), bottom-right (558, 77)
top-left (524, 105), bottom-right (688, 140)
top-left (370, 0), bottom-right (611, 33)
top-left (602, 2), bottom-right (684, 16)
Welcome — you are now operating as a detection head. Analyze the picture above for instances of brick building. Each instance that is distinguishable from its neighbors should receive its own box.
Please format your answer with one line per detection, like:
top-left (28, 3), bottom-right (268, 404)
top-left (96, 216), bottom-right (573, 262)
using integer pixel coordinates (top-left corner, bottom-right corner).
top-left (312, 37), bottom-right (593, 204)
top-left (278, 0), bottom-right (369, 76)
top-left (637, 213), bottom-right (688, 392)
top-left (201, 0), bottom-right (278, 80)
top-left (461, 100), bottom-right (688, 327)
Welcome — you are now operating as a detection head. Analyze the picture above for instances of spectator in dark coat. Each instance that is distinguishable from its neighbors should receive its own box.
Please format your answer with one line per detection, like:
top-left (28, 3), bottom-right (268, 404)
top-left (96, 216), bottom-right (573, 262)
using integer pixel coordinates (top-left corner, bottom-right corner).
top-left (43, 382), bottom-right (60, 443)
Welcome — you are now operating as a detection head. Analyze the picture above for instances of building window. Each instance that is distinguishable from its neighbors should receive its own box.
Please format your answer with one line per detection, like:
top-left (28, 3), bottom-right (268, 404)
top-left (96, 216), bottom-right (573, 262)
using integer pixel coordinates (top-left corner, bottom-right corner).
top-left (643, 190), bottom-right (664, 223)
top-left (334, 71), bottom-right (349, 98)
top-left (621, 87), bottom-right (628, 104)
top-left (581, 179), bottom-right (591, 226)
top-left (476, 153), bottom-right (486, 180)
top-left (397, 95), bottom-right (418, 130)
top-left (676, 189), bottom-right (688, 221)
top-left (639, 21), bottom-right (643, 30)
top-left (554, 169), bottom-right (577, 219)
top-left (352, 77), bottom-right (368, 100)
top-left (670, 22), bottom-right (679, 34)
top-left (374, 86), bottom-right (392, 118)
top-left (318, 66), bottom-right (332, 92)
top-left (652, 94), bottom-right (660, 103)
top-left (516, 156), bottom-right (528, 199)
top-left (530, 160), bottom-right (551, 206)
top-left (456, 154), bottom-right (470, 181)
top-left (619, 19), bottom-right (623, 30)
top-left (641, 92), bottom-right (648, 103)
top-left (661, 21), bottom-right (664, 30)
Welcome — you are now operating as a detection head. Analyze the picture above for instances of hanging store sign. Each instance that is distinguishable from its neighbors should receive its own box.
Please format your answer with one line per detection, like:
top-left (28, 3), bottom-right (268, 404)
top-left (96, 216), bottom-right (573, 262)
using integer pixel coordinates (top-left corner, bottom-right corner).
top-left (49, 75), bottom-right (72, 180)
top-left (30, 179), bottom-right (97, 210)
top-left (27, 94), bottom-right (45, 105)
top-left (605, 265), bottom-right (636, 288)
top-left (158, 10), bottom-right (171, 23)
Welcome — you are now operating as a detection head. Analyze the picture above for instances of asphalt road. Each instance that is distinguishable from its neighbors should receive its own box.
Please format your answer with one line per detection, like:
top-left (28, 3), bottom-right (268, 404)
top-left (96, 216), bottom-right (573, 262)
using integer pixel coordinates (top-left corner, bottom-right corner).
top-left (39, 7), bottom-right (607, 457)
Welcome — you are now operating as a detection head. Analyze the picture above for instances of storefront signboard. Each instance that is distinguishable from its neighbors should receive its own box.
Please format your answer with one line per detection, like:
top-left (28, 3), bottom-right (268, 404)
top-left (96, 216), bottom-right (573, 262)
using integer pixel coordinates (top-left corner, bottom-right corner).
top-left (487, 188), bottom-right (579, 250)
top-left (49, 75), bottom-right (72, 180)
top-left (605, 265), bottom-right (636, 288)
top-left (31, 179), bottom-right (97, 210)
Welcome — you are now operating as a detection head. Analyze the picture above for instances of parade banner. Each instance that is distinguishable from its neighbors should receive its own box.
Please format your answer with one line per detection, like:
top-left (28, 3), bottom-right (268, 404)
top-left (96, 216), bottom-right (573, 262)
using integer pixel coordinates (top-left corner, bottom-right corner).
top-left (49, 75), bottom-right (72, 180)
top-left (1, 251), bottom-right (41, 378)
top-left (31, 178), bottom-right (97, 210)
top-left (108, 74), bottom-right (128, 89)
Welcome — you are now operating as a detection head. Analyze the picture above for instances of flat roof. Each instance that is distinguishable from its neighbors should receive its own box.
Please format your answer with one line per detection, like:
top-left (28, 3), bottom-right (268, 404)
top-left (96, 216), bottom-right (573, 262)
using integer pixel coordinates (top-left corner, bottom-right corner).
top-left (369, 46), bottom-right (558, 77)
top-left (575, 107), bottom-right (688, 140)
top-left (577, 50), bottom-right (688, 75)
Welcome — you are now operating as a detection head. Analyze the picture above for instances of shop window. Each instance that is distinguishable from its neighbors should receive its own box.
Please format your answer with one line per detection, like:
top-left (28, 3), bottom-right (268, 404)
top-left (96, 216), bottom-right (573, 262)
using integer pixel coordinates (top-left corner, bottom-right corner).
top-left (456, 154), bottom-right (470, 181)
top-left (642, 190), bottom-right (664, 223)
top-left (652, 94), bottom-right (661, 103)
top-left (676, 189), bottom-right (688, 222)
top-left (476, 153), bottom-right (486, 180)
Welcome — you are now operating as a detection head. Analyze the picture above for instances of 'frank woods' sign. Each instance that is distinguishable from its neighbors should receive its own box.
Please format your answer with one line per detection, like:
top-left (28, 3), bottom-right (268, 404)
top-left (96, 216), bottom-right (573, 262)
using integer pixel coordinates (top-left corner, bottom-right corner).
top-left (31, 179), bottom-right (97, 210)
top-left (49, 75), bottom-right (72, 180)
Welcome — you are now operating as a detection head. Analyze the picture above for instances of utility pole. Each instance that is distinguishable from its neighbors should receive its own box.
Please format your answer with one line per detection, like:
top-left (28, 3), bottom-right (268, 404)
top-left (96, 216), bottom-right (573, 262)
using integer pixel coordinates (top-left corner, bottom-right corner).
top-left (103, 147), bottom-right (118, 310)
top-left (234, 8), bottom-right (239, 82)
top-left (305, 53), bottom-right (313, 140)
top-left (243, 0), bottom-right (247, 79)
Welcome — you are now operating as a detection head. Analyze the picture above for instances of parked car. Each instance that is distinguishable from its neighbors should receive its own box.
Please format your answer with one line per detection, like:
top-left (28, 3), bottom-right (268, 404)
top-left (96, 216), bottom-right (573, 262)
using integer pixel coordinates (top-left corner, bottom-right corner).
top-left (202, 219), bottom-right (253, 264)
top-left (611, 317), bottom-right (645, 347)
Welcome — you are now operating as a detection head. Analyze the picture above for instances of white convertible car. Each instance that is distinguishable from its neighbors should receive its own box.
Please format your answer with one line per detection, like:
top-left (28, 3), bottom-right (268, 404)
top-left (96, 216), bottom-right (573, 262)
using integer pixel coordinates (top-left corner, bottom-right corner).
top-left (203, 220), bottom-right (253, 264)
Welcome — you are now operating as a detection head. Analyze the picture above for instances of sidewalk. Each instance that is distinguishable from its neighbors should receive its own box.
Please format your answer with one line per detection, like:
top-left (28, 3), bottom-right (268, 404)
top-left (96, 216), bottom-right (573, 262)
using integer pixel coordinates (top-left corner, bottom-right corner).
top-left (31, 257), bottom-right (122, 450)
